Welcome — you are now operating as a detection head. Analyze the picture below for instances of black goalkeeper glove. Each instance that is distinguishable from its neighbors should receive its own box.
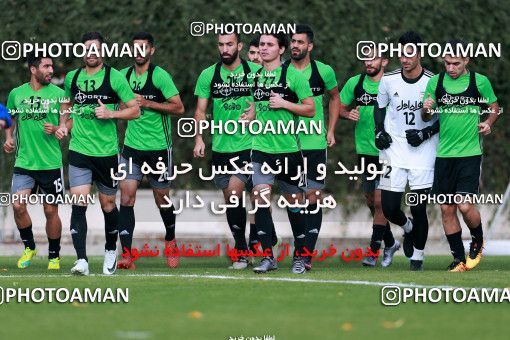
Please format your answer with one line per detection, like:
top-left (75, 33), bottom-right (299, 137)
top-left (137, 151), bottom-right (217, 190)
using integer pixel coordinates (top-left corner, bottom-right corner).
top-left (375, 128), bottom-right (392, 150)
top-left (405, 126), bottom-right (434, 147)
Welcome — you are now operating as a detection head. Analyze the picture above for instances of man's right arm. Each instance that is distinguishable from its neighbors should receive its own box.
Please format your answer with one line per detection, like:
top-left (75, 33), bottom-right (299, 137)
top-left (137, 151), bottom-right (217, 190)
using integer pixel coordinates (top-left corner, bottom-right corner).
top-left (3, 118), bottom-right (15, 153)
top-left (421, 78), bottom-right (437, 122)
top-left (56, 73), bottom-right (74, 139)
top-left (56, 101), bottom-right (72, 140)
top-left (193, 97), bottom-right (208, 158)
top-left (4, 90), bottom-right (16, 152)
top-left (374, 78), bottom-right (392, 150)
top-left (193, 69), bottom-right (212, 158)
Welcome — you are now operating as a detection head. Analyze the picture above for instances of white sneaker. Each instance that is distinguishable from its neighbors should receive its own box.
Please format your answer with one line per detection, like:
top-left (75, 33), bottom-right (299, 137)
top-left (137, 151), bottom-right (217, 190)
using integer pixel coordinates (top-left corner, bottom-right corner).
top-left (103, 250), bottom-right (117, 275)
top-left (381, 240), bottom-right (401, 268)
top-left (229, 256), bottom-right (249, 270)
top-left (71, 259), bottom-right (89, 276)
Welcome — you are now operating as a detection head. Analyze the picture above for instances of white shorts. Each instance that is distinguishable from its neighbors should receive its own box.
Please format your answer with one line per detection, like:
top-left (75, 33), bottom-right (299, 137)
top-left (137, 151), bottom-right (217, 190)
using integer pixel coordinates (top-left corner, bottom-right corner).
top-left (378, 166), bottom-right (434, 192)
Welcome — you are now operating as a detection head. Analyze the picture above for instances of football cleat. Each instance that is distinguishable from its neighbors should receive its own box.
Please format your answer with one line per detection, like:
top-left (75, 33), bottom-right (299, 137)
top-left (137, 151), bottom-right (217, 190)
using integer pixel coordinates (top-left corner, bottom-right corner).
top-left (229, 256), bottom-right (249, 270)
top-left (253, 257), bottom-right (277, 273)
top-left (17, 247), bottom-right (37, 269)
top-left (71, 259), bottom-right (89, 276)
top-left (447, 259), bottom-right (467, 272)
top-left (165, 239), bottom-right (180, 268)
top-left (103, 250), bottom-right (117, 275)
top-left (291, 256), bottom-right (306, 274)
top-left (362, 255), bottom-right (378, 267)
top-left (466, 241), bottom-right (484, 270)
top-left (48, 257), bottom-right (60, 270)
top-left (117, 256), bottom-right (136, 270)
top-left (381, 240), bottom-right (400, 268)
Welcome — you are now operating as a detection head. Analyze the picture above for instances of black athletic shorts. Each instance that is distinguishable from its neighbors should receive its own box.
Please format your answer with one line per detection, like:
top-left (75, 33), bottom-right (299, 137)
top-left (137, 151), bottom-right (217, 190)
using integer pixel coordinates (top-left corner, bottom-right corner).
top-left (211, 149), bottom-right (253, 191)
top-left (303, 148), bottom-right (327, 190)
top-left (68, 150), bottom-right (118, 195)
top-left (358, 154), bottom-right (382, 193)
top-left (12, 167), bottom-right (65, 204)
top-left (120, 145), bottom-right (173, 189)
top-left (251, 150), bottom-right (306, 193)
top-left (432, 155), bottom-right (482, 199)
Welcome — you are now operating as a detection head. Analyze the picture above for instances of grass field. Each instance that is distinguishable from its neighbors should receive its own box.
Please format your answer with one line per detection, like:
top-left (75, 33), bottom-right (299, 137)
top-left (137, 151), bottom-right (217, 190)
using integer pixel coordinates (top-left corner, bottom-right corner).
top-left (1, 255), bottom-right (510, 340)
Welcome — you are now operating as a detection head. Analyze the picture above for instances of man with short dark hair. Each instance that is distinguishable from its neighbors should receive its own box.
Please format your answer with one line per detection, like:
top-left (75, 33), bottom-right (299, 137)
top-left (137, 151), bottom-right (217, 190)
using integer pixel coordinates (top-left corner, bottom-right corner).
top-left (247, 36), bottom-right (261, 65)
top-left (375, 31), bottom-right (438, 271)
top-left (194, 33), bottom-right (261, 269)
top-left (287, 24), bottom-right (340, 272)
top-left (422, 40), bottom-right (500, 272)
top-left (251, 33), bottom-right (315, 273)
top-left (55, 31), bottom-right (140, 276)
top-left (334, 47), bottom-right (400, 268)
top-left (117, 32), bottom-right (185, 270)
top-left (3, 53), bottom-right (66, 270)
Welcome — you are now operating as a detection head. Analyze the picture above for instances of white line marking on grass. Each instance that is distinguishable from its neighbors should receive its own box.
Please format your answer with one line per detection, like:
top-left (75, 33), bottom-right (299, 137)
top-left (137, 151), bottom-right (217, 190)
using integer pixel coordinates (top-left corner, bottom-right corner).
top-left (0, 273), bottom-right (503, 290)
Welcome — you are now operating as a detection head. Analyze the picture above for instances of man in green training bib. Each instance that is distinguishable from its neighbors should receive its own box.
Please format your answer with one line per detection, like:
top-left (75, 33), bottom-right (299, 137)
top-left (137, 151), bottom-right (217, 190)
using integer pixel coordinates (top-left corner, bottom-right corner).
top-left (55, 32), bottom-right (140, 276)
top-left (117, 32), bottom-right (185, 270)
top-left (3, 53), bottom-right (67, 271)
top-left (194, 33), bottom-right (265, 270)
top-left (250, 33), bottom-right (315, 274)
top-left (335, 47), bottom-right (399, 268)
top-left (422, 40), bottom-right (500, 272)
top-left (286, 24), bottom-right (340, 272)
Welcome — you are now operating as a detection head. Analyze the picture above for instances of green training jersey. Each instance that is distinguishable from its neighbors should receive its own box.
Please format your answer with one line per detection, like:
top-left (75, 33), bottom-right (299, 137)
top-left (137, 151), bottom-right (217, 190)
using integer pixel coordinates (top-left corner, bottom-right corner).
top-left (194, 60), bottom-right (259, 153)
top-left (340, 74), bottom-right (380, 156)
top-left (289, 60), bottom-right (337, 150)
top-left (423, 71), bottom-right (497, 158)
top-left (252, 65), bottom-right (313, 154)
top-left (121, 65), bottom-right (179, 150)
top-left (7, 83), bottom-right (65, 170)
top-left (64, 66), bottom-right (136, 157)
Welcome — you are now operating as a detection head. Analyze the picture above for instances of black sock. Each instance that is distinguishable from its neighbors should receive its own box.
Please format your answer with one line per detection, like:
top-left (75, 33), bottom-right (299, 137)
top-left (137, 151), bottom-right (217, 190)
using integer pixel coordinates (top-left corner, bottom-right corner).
top-left (119, 205), bottom-right (135, 253)
top-left (48, 237), bottom-right (60, 259)
top-left (160, 206), bottom-right (176, 241)
top-left (470, 223), bottom-right (483, 243)
top-left (304, 205), bottom-right (322, 255)
top-left (370, 224), bottom-right (386, 253)
top-left (226, 206), bottom-right (247, 250)
top-left (410, 201), bottom-right (429, 250)
top-left (249, 223), bottom-right (259, 252)
top-left (18, 225), bottom-right (35, 250)
top-left (103, 207), bottom-right (119, 251)
top-left (71, 205), bottom-right (88, 261)
top-left (287, 207), bottom-right (307, 256)
top-left (255, 207), bottom-right (274, 257)
top-left (383, 222), bottom-right (395, 248)
top-left (446, 231), bottom-right (465, 262)
top-left (271, 224), bottom-right (278, 247)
